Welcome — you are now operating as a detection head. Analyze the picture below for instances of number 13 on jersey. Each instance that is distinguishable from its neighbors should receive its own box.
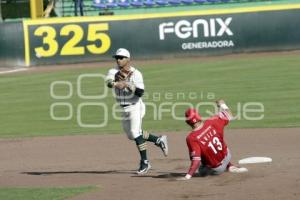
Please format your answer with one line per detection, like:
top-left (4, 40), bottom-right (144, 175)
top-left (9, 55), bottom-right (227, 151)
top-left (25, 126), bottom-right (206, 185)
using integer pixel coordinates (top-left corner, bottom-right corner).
top-left (208, 137), bottom-right (223, 154)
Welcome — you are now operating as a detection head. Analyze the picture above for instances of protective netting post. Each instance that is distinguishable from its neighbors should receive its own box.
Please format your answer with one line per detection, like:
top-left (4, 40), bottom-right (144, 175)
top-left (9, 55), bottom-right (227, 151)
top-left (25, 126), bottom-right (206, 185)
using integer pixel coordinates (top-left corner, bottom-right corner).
top-left (30, 0), bottom-right (43, 19)
top-left (0, 0), bottom-right (2, 22)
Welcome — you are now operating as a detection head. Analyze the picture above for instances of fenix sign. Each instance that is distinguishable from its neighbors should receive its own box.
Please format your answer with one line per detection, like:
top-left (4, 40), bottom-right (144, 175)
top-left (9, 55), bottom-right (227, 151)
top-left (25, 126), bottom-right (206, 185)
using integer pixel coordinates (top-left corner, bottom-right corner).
top-left (159, 17), bottom-right (233, 40)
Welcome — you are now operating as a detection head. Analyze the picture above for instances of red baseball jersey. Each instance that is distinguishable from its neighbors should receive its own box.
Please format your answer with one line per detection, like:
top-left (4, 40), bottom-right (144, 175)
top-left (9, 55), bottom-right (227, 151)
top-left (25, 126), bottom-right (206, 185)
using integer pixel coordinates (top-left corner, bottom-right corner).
top-left (186, 111), bottom-right (231, 168)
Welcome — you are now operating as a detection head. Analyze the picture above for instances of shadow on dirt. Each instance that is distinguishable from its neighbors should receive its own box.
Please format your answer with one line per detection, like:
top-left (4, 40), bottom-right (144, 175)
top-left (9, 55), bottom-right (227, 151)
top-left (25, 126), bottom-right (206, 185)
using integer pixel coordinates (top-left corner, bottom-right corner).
top-left (131, 172), bottom-right (186, 179)
top-left (132, 172), bottom-right (217, 179)
top-left (22, 170), bottom-right (135, 175)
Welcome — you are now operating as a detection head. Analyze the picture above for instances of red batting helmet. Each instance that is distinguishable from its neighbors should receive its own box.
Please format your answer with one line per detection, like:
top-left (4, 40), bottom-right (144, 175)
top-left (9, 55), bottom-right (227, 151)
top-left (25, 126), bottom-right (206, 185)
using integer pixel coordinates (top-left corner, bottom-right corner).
top-left (185, 108), bottom-right (202, 126)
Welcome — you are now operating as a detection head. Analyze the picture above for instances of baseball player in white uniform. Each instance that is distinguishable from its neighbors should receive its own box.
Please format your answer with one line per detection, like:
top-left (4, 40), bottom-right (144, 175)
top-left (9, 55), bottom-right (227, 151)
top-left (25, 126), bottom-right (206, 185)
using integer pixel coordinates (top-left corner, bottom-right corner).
top-left (105, 48), bottom-right (168, 175)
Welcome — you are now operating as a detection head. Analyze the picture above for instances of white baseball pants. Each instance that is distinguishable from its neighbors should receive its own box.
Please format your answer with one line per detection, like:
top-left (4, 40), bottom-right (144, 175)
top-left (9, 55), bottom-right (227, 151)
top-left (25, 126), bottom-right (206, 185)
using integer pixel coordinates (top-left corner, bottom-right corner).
top-left (121, 99), bottom-right (145, 140)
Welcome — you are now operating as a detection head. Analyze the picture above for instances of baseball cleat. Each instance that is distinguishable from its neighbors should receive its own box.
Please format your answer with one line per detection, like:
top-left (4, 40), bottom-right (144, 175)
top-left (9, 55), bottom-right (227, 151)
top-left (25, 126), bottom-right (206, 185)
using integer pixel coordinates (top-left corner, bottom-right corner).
top-left (228, 166), bottom-right (248, 173)
top-left (136, 160), bottom-right (151, 175)
top-left (157, 135), bottom-right (168, 157)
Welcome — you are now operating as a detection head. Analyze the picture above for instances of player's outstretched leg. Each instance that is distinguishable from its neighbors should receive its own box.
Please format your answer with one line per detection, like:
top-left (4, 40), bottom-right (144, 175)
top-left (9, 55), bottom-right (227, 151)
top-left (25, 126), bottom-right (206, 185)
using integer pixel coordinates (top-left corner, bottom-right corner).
top-left (135, 135), bottom-right (151, 175)
top-left (228, 166), bottom-right (248, 173)
top-left (142, 131), bottom-right (168, 157)
top-left (227, 162), bottom-right (248, 173)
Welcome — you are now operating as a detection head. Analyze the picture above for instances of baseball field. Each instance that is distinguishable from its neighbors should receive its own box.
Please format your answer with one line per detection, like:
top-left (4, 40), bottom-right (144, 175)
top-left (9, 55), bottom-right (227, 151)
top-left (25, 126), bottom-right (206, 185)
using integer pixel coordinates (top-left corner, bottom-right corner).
top-left (0, 51), bottom-right (300, 199)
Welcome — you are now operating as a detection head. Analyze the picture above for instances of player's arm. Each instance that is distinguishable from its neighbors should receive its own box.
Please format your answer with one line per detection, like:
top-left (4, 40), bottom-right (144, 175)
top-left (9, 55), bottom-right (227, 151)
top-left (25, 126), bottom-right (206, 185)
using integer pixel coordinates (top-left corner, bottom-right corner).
top-left (106, 69), bottom-right (117, 88)
top-left (184, 158), bottom-right (201, 180)
top-left (128, 70), bottom-right (144, 97)
top-left (216, 99), bottom-right (233, 122)
top-left (107, 79), bottom-right (135, 90)
top-left (177, 138), bottom-right (201, 181)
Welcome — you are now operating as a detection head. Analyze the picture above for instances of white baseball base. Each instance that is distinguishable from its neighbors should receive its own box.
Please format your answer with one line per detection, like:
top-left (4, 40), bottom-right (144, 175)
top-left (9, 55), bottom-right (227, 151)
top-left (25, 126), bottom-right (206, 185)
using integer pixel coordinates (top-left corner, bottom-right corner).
top-left (238, 157), bottom-right (272, 164)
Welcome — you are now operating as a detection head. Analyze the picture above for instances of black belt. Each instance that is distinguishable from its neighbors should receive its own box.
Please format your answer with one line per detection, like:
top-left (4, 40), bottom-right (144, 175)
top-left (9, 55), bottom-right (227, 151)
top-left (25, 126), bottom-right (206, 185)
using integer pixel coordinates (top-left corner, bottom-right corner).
top-left (120, 103), bottom-right (136, 107)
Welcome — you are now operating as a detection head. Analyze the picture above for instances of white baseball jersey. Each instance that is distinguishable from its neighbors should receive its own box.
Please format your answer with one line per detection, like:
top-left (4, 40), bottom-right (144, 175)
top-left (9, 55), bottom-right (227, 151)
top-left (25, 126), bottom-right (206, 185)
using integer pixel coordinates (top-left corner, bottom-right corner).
top-left (106, 66), bottom-right (144, 106)
top-left (106, 66), bottom-right (145, 140)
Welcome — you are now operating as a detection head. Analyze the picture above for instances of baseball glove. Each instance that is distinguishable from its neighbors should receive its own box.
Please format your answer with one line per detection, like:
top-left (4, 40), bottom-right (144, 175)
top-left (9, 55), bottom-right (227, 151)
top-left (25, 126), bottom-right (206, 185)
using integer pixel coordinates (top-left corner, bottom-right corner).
top-left (114, 70), bottom-right (132, 82)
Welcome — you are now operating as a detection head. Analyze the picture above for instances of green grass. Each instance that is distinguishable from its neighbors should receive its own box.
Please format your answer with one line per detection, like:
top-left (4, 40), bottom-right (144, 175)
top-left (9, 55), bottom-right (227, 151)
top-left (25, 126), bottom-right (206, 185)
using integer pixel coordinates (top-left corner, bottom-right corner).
top-left (0, 186), bottom-right (96, 200)
top-left (0, 53), bottom-right (300, 138)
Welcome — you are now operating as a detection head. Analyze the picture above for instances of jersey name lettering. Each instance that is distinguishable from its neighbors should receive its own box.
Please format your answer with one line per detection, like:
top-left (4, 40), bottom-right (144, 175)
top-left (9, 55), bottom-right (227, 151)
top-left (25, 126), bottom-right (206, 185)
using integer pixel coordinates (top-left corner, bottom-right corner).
top-left (197, 126), bottom-right (217, 145)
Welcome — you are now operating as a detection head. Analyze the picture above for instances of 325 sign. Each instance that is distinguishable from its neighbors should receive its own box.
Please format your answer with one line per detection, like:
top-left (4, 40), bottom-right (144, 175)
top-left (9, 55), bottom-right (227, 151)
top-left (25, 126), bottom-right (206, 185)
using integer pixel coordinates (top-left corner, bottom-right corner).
top-left (24, 20), bottom-right (112, 65)
top-left (34, 23), bottom-right (111, 57)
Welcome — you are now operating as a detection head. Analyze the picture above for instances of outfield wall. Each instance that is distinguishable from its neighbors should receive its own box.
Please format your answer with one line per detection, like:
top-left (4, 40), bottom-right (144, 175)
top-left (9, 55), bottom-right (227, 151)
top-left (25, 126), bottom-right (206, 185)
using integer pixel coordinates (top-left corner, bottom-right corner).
top-left (0, 4), bottom-right (300, 67)
top-left (0, 21), bottom-right (25, 67)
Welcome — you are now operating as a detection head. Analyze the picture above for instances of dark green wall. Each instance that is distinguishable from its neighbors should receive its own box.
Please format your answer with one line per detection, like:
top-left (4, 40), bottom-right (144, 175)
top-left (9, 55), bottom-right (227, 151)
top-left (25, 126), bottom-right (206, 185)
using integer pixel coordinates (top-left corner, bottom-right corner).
top-left (0, 21), bottom-right (25, 67)
top-left (1, 1), bottom-right (31, 20)
top-left (1, 8), bottom-right (300, 67)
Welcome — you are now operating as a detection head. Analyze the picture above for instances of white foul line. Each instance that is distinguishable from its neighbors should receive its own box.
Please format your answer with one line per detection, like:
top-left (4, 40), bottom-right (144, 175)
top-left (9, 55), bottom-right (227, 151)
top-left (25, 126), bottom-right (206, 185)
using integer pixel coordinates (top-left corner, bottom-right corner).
top-left (0, 68), bottom-right (28, 75)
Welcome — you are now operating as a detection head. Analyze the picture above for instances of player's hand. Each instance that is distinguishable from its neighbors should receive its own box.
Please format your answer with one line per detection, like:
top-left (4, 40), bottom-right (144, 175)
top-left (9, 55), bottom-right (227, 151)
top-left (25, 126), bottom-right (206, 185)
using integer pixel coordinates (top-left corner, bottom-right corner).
top-left (114, 81), bottom-right (127, 89)
top-left (115, 71), bottom-right (127, 82)
top-left (115, 70), bottom-right (133, 82)
top-left (176, 174), bottom-right (191, 181)
top-left (216, 99), bottom-right (225, 107)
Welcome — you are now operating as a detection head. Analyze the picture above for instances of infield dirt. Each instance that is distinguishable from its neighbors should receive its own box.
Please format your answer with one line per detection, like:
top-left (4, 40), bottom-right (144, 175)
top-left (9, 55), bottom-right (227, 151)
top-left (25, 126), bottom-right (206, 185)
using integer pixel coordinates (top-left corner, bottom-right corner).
top-left (0, 128), bottom-right (299, 200)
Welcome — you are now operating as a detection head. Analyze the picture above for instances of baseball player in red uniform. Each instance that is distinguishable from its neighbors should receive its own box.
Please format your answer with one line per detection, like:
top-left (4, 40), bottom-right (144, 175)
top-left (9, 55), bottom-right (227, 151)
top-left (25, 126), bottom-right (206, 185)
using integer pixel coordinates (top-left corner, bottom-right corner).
top-left (177, 100), bottom-right (248, 181)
